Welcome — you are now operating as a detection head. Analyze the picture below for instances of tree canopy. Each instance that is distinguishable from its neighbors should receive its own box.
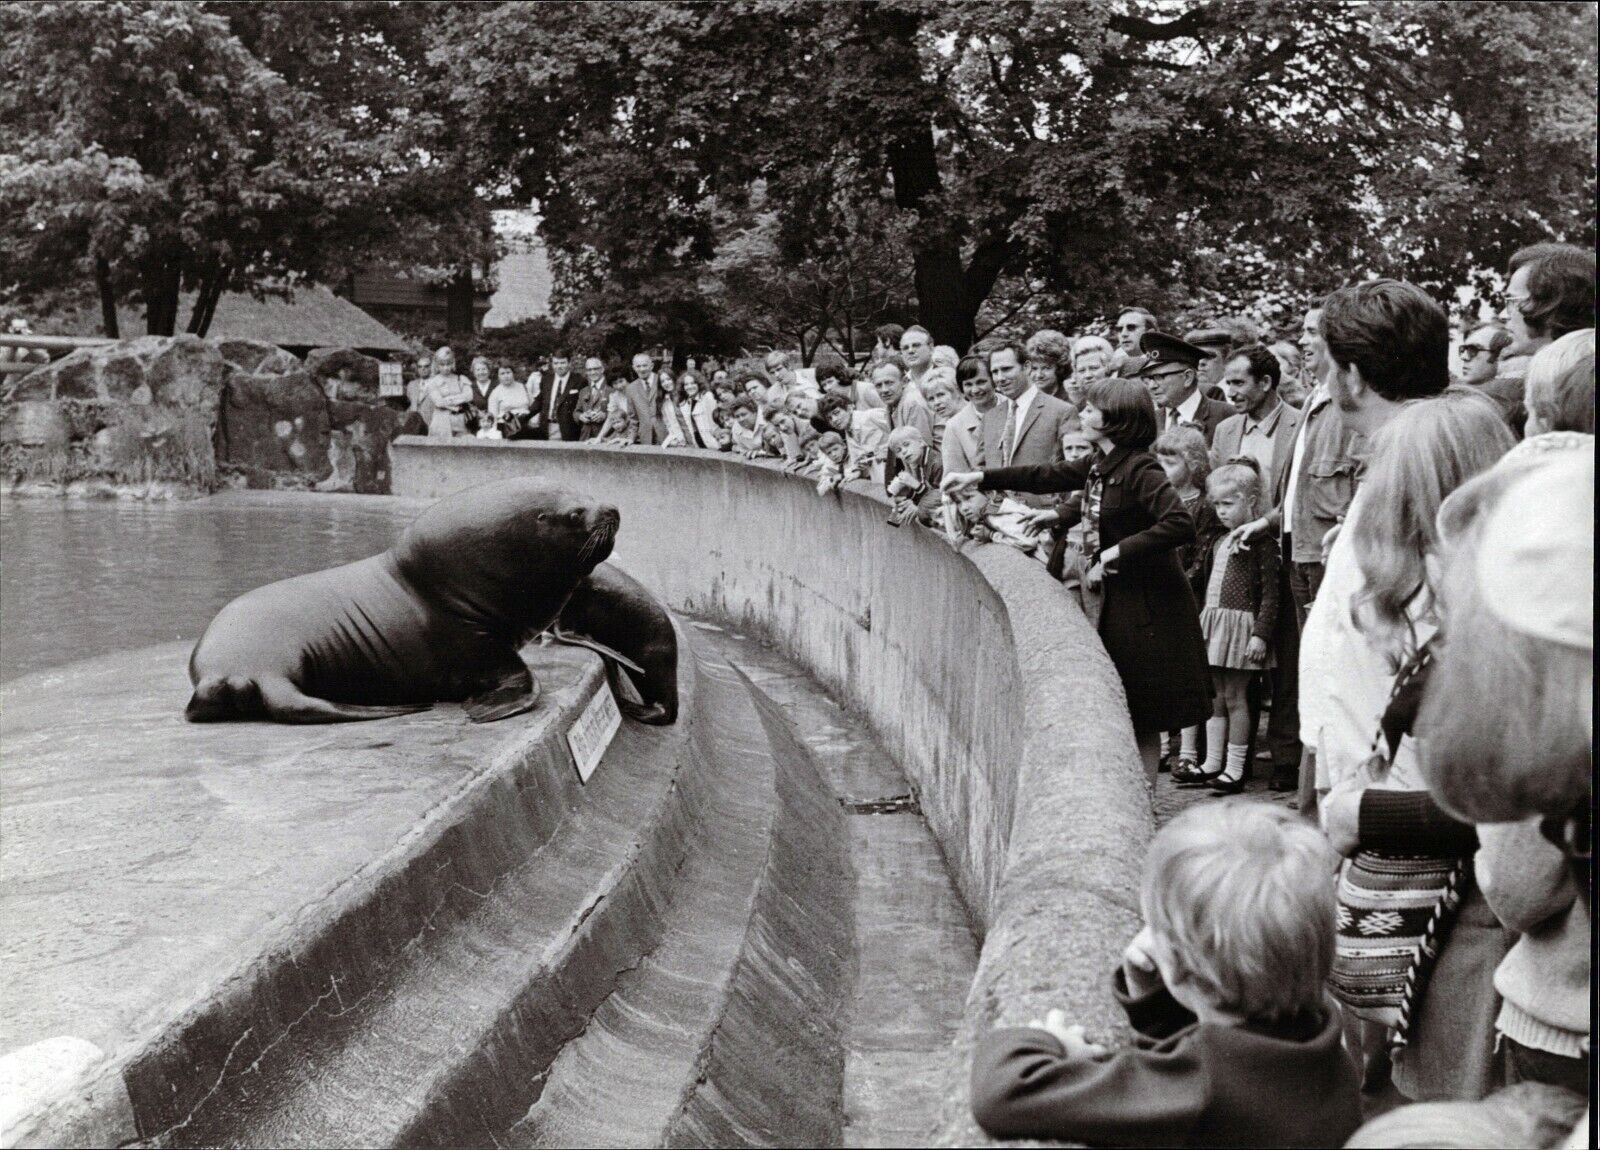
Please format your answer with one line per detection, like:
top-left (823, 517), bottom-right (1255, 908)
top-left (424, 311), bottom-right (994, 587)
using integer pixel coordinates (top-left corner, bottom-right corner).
top-left (2, 1), bottom-right (1593, 353)
top-left (0, 0), bottom-right (488, 336)
top-left (436, 0), bottom-right (1596, 349)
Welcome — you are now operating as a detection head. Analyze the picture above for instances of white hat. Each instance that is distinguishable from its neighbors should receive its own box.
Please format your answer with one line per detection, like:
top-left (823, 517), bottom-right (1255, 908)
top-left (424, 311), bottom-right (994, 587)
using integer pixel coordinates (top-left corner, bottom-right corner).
top-left (1476, 449), bottom-right (1593, 650)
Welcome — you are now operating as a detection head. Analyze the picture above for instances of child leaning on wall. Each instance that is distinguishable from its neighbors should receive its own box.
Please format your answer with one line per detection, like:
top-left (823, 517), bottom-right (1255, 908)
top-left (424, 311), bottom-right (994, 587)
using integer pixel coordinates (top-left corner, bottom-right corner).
top-left (971, 801), bottom-right (1360, 1149)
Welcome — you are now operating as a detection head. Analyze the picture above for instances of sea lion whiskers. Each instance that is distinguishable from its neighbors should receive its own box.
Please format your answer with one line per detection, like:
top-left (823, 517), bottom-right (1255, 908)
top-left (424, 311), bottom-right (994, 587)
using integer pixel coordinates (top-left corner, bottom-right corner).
top-left (578, 519), bottom-right (616, 566)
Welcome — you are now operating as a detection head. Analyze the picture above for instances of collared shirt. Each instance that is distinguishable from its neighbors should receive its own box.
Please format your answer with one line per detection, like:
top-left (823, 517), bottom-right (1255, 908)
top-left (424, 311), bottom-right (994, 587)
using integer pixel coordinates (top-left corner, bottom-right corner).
top-left (1003, 385), bottom-right (1039, 464)
top-left (1236, 398), bottom-right (1287, 476)
top-left (1168, 386), bottom-right (1203, 429)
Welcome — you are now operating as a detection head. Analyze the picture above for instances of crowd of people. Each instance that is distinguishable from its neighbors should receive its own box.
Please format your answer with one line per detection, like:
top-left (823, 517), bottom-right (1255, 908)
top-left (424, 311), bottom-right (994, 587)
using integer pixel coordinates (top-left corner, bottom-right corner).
top-left (401, 243), bottom-right (1593, 1148)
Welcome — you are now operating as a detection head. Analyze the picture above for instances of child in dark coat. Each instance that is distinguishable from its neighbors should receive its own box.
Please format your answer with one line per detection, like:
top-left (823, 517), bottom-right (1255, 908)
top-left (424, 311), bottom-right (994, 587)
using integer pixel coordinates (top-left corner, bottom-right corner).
top-left (971, 801), bottom-right (1360, 1149)
top-left (1176, 459), bottom-right (1279, 793)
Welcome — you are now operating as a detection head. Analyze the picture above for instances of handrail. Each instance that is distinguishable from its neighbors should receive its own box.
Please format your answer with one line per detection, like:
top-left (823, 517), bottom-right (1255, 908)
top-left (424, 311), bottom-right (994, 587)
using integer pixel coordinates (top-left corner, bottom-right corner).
top-left (0, 333), bottom-right (118, 352)
top-left (0, 333), bottom-right (120, 377)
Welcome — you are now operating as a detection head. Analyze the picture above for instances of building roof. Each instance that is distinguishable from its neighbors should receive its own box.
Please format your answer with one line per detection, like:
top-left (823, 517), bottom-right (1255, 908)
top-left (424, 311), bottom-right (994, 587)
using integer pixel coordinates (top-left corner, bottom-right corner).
top-left (104, 284), bottom-right (409, 354)
top-left (188, 285), bottom-right (411, 353)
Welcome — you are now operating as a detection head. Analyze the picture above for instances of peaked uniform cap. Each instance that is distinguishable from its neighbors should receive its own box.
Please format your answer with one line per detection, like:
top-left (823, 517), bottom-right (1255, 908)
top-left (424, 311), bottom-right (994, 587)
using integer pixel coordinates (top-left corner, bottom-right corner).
top-left (1134, 331), bottom-right (1209, 374)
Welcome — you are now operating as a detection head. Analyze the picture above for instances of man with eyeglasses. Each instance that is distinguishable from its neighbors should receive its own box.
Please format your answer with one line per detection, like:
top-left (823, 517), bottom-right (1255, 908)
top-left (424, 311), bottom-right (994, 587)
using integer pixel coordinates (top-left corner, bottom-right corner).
top-left (1497, 243), bottom-right (1596, 435)
top-left (1457, 325), bottom-right (1513, 386)
top-left (1114, 307), bottom-right (1156, 357)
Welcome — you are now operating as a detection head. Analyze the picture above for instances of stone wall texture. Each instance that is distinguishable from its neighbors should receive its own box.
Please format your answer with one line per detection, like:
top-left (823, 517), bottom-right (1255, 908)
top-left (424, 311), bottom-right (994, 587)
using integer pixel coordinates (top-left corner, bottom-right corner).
top-left (0, 336), bottom-right (401, 494)
top-left (390, 438), bottom-right (1156, 1145)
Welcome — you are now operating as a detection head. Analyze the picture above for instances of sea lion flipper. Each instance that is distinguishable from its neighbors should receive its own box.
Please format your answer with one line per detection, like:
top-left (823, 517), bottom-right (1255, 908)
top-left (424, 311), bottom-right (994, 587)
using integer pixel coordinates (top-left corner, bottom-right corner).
top-left (258, 677), bottom-right (432, 724)
top-left (547, 627), bottom-right (646, 676)
top-left (463, 664), bottom-right (540, 724)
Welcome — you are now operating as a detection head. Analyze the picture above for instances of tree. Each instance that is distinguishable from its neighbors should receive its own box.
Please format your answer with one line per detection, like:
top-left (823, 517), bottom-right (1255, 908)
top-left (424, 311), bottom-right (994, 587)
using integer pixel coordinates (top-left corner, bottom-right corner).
top-left (707, 190), bottom-right (914, 363)
top-left (0, 1), bottom-right (488, 337)
top-left (437, 0), bottom-right (1594, 350)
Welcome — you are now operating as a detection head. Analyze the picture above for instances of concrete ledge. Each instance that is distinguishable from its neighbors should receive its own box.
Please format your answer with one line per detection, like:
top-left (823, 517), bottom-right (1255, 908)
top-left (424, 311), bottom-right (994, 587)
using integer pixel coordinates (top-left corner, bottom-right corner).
top-left (391, 438), bottom-right (1155, 1145)
top-left (0, 633), bottom-right (703, 1146)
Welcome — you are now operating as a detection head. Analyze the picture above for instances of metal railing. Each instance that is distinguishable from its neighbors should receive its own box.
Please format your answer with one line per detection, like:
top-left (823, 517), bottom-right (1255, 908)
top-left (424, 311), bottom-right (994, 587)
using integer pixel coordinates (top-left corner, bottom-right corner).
top-left (0, 333), bottom-right (118, 376)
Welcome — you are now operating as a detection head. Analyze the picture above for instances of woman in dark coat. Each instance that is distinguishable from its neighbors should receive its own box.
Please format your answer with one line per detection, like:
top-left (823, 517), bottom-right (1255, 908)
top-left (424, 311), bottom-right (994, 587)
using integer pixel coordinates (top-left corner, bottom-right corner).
top-left (944, 377), bottom-right (1212, 783)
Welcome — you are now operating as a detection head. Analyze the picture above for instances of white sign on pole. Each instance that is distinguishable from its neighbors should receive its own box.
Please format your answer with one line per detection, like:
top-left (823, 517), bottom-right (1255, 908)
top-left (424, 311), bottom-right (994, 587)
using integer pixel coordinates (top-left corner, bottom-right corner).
top-left (378, 362), bottom-right (405, 398)
top-left (566, 680), bottom-right (622, 783)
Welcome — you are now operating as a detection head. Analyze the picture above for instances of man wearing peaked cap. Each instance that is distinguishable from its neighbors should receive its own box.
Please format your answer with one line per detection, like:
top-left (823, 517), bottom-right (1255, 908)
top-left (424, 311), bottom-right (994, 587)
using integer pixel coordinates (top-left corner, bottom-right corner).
top-left (1135, 331), bottom-right (1237, 445)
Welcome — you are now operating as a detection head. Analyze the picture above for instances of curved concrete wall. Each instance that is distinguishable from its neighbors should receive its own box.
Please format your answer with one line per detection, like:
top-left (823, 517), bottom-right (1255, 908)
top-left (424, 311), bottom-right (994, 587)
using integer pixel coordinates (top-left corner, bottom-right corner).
top-left (392, 439), bottom-right (1155, 1143)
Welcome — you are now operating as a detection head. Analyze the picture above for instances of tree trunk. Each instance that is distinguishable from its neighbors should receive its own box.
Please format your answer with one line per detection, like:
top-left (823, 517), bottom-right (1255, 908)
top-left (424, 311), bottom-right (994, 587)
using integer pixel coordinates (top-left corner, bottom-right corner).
top-left (143, 253), bottom-right (182, 336)
top-left (187, 259), bottom-right (227, 338)
top-left (95, 257), bottom-right (119, 339)
top-left (446, 267), bottom-right (476, 335)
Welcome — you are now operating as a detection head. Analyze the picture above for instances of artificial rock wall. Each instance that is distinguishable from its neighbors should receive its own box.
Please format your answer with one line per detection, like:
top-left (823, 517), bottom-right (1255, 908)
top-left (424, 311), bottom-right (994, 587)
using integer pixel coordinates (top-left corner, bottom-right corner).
top-left (0, 336), bottom-right (404, 494)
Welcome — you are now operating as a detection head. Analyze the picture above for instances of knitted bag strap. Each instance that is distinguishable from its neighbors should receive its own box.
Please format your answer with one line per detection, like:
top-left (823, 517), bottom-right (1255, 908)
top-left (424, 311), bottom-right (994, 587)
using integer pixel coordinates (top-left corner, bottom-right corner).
top-left (1390, 856), bottom-right (1470, 1050)
top-left (1359, 641), bottom-right (1465, 1052)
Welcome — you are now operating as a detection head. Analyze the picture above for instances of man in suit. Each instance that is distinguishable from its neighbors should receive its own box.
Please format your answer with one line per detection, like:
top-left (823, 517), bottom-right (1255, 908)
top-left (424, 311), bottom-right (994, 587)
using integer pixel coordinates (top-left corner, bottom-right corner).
top-left (980, 339), bottom-right (1077, 508)
top-left (539, 352), bottom-right (584, 441)
top-left (623, 351), bottom-right (662, 445)
top-left (1212, 343), bottom-right (1305, 792)
top-left (1132, 332), bottom-right (1236, 445)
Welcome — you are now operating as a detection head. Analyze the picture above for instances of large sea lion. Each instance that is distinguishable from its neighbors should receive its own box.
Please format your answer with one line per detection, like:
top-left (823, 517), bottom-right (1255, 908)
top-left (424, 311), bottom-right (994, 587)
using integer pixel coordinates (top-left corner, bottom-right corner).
top-left (185, 479), bottom-right (673, 725)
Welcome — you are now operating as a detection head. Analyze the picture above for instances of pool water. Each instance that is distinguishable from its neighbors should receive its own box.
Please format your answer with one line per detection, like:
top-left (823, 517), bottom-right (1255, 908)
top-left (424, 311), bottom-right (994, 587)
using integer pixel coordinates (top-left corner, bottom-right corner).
top-left (0, 494), bottom-right (421, 683)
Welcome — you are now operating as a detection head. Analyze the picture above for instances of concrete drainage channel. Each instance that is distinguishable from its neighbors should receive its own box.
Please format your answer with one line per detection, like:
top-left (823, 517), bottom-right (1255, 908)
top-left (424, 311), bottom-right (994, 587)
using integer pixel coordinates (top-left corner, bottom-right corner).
top-left (686, 622), bottom-right (979, 1150)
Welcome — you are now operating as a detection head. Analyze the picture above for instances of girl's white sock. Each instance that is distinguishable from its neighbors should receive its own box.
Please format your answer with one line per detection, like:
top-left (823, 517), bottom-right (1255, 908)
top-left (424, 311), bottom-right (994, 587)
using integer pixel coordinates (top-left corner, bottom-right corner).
top-left (1204, 717), bottom-right (1228, 773)
top-left (1180, 726), bottom-right (1199, 757)
top-left (1160, 731), bottom-right (1172, 757)
top-left (1218, 743), bottom-right (1249, 784)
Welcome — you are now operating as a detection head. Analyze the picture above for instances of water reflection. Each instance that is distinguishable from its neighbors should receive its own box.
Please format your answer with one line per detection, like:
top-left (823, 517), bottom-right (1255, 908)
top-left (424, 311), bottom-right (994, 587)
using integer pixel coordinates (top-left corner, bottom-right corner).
top-left (1, 497), bottom-right (418, 682)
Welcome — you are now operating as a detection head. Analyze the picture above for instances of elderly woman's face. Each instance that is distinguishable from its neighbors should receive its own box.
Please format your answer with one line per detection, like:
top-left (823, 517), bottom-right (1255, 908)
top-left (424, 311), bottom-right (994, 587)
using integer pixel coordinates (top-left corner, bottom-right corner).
top-left (473, 360), bottom-right (490, 384)
top-left (1075, 352), bottom-right (1108, 383)
top-left (921, 382), bottom-right (956, 419)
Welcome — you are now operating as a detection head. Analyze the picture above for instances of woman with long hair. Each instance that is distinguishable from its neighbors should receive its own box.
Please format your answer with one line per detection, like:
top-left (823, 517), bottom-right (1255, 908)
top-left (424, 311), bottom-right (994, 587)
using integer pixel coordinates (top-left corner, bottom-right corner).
top-left (656, 370), bottom-right (698, 448)
top-left (943, 377), bottom-right (1212, 784)
top-left (1318, 389), bottom-right (1515, 1105)
top-left (1349, 441), bottom-right (1592, 1149)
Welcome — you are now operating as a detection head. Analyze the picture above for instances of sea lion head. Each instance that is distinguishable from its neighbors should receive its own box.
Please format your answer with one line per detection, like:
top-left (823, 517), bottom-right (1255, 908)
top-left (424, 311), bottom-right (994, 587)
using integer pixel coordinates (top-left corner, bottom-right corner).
top-left (393, 480), bottom-right (621, 634)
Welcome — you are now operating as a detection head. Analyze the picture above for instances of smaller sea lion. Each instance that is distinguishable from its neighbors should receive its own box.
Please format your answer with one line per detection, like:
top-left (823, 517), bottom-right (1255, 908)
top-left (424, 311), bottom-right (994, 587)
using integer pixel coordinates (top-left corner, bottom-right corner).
top-left (552, 563), bottom-right (679, 725)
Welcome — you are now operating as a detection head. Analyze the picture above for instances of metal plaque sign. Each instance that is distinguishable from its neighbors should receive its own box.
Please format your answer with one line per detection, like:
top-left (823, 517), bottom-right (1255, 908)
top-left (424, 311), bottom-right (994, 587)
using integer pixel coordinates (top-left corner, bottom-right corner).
top-left (566, 680), bottom-right (621, 784)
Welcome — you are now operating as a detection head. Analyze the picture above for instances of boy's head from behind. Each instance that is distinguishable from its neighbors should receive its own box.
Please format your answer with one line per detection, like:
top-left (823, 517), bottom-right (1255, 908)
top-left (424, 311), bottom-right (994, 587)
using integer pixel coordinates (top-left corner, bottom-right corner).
top-left (1141, 801), bottom-right (1335, 1024)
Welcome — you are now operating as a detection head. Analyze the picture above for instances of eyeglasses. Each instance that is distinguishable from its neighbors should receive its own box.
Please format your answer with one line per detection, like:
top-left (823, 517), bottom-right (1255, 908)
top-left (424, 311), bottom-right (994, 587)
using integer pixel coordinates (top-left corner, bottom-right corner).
top-left (1116, 323), bottom-right (1143, 333)
top-left (1458, 345), bottom-right (1494, 359)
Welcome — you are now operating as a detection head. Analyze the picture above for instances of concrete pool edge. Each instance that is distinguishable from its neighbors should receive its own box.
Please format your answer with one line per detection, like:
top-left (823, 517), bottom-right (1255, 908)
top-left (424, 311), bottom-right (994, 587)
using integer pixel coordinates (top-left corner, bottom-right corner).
top-left (0, 635), bottom-right (688, 1147)
top-left (391, 439), bottom-right (1156, 1146)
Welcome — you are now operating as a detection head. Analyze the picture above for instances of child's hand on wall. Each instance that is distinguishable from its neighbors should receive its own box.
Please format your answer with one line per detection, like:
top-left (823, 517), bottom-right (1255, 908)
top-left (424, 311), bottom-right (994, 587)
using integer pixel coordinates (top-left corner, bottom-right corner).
top-left (1122, 926), bottom-right (1166, 998)
top-left (1027, 1008), bottom-right (1109, 1060)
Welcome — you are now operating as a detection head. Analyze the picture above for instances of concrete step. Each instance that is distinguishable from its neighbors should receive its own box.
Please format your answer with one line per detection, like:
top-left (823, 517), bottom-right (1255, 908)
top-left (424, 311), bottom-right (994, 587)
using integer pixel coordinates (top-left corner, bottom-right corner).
top-left (144, 635), bottom-right (716, 1148)
top-left (506, 644), bottom-right (855, 1149)
top-left (505, 654), bottom-right (796, 1147)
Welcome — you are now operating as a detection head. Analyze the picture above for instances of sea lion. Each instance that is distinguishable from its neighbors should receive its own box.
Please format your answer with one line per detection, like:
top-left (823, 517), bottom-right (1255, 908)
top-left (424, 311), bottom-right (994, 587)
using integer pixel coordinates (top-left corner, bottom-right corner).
top-left (185, 479), bottom-right (623, 724)
top-left (551, 563), bottom-right (679, 725)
